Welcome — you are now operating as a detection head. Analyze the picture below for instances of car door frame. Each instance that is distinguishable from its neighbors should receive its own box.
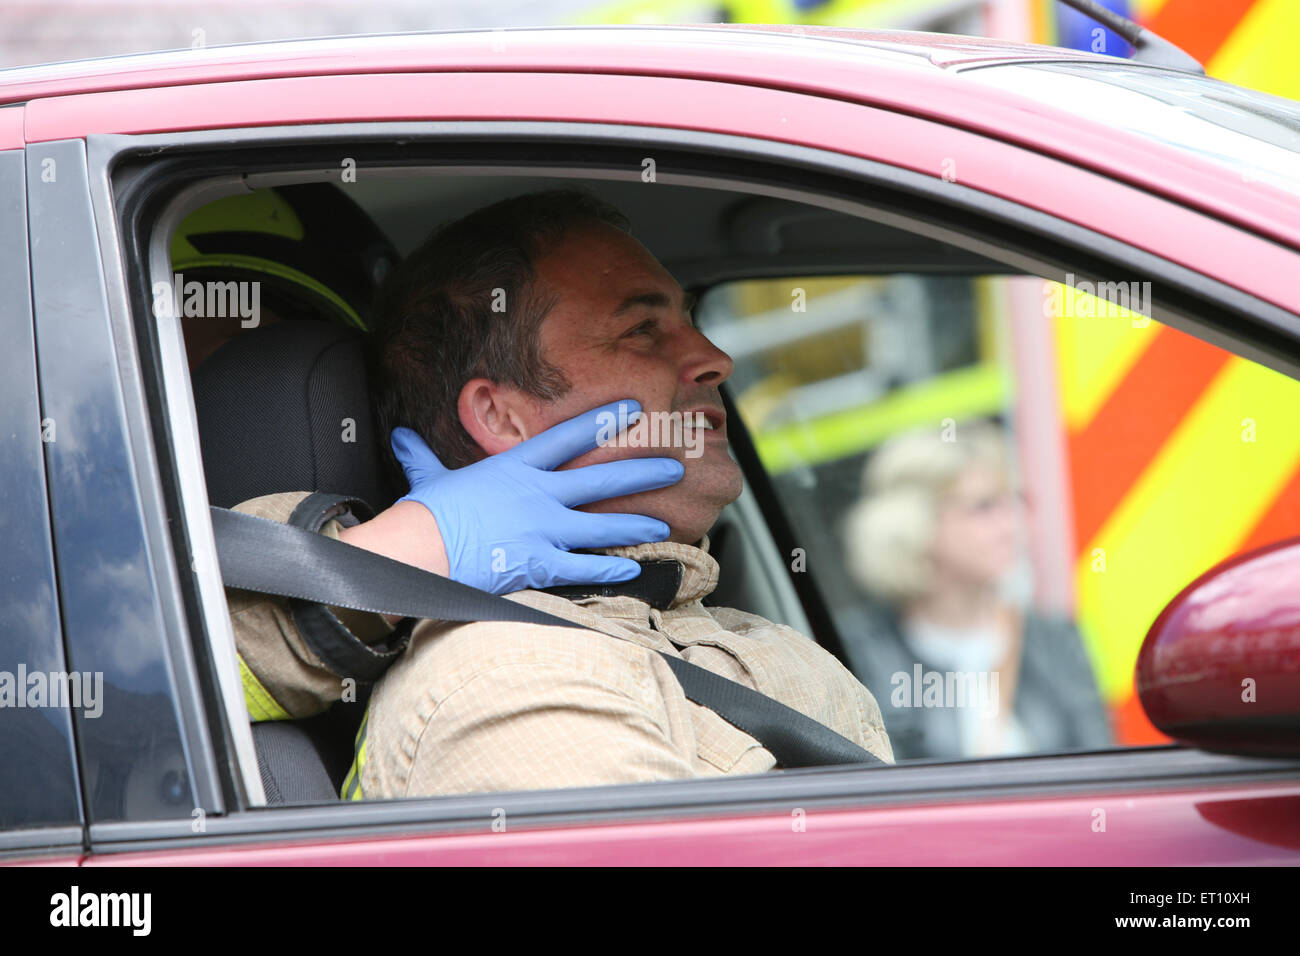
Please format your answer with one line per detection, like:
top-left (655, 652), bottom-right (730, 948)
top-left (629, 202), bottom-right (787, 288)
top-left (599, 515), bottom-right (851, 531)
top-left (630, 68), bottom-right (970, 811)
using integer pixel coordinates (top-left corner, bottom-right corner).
top-left (34, 67), bottom-right (1300, 863)
top-left (0, 117), bottom-right (86, 864)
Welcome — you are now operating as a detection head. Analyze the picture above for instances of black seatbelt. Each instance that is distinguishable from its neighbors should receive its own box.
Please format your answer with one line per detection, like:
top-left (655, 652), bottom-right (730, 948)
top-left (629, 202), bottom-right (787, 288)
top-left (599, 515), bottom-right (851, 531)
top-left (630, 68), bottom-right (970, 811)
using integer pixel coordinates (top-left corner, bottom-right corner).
top-left (212, 506), bottom-right (883, 769)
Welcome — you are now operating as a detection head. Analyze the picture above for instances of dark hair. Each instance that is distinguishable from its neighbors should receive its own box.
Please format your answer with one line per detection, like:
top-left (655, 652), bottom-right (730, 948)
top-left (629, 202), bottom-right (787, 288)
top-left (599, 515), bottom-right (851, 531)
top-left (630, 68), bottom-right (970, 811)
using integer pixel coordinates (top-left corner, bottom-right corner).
top-left (370, 188), bottom-right (632, 480)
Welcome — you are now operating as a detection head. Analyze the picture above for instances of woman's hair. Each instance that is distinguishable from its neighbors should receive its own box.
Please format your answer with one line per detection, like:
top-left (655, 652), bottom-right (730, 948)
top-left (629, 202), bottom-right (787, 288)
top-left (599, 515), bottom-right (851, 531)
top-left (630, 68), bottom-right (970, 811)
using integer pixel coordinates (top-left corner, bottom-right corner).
top-left (844, 420), bottom-right (1011, 604)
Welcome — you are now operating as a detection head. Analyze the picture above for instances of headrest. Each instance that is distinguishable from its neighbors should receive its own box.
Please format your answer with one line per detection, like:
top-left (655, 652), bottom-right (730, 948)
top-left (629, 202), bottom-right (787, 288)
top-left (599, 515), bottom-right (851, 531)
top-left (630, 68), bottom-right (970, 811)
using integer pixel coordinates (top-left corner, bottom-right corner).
top-left (192, 320), bottom-right (396, 512)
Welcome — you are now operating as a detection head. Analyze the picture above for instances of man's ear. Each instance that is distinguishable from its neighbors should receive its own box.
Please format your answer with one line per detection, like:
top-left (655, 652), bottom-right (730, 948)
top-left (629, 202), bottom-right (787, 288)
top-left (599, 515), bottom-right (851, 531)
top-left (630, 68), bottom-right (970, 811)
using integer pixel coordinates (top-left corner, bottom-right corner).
top-left (458, 378), bottom-right (534, 456)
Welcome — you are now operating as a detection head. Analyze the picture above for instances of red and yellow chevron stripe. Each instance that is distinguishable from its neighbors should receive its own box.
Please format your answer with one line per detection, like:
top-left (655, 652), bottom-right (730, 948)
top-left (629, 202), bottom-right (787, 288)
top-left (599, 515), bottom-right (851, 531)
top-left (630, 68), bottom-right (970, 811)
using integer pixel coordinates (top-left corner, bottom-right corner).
top-left (1148, 0), bottom-right (1300, 103)
top-left (1057, 311), bottom-right (1300, 745)
top-left (1051, 0), bottom-right (1300, 746)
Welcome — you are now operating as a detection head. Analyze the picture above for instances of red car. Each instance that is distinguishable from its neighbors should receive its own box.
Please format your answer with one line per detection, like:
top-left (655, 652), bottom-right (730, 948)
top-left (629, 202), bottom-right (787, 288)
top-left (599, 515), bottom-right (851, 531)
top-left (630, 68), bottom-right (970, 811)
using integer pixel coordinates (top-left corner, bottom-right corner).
top-left (1, 20), bottom-right (1298, 867)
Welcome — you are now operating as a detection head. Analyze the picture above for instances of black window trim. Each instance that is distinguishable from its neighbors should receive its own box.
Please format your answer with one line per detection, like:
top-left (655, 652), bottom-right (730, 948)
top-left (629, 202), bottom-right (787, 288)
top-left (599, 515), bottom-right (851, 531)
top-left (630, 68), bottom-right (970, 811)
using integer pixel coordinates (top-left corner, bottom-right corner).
top-left (87, 118), bottom-right (1300, 851)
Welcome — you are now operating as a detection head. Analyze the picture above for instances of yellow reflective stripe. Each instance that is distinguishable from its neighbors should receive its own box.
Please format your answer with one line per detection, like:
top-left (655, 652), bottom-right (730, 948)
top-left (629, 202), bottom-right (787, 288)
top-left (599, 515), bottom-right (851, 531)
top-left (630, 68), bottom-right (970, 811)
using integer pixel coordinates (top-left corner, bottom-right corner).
top-left (1209, 0), bottom-right (1300, 103)
top-left (575, 0), bottom-right (928, 28)
top-left (1051, 284), bottom-right (1160, 432)
top-left (239, 655), bottom-right (291, 723)
top-left (814, 0), bottom-right (958, 27)
top-left (572, 0), bottom-right (724, 25)
top-left (752, 362), bottom-right (1008, 473)
top-left (341, 705), bottom-right (370, 801)
top-left (973, 276), bottom-right (1003, 365)
top-left (1075, 356), bottom-right (1300, 701)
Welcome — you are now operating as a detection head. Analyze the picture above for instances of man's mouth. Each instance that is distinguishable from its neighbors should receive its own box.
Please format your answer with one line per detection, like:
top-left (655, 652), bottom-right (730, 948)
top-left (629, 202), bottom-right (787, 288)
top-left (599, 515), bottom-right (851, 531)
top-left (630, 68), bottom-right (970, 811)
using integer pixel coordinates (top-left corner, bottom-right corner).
top-left (688, 406), bottom-right (726, 432)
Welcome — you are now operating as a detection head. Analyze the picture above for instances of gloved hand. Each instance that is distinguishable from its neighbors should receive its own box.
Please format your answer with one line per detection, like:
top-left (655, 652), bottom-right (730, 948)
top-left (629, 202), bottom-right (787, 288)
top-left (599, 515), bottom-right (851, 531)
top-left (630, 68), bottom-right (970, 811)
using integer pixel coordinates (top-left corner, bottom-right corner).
top-left (391, 399), bottom-right (684, 594)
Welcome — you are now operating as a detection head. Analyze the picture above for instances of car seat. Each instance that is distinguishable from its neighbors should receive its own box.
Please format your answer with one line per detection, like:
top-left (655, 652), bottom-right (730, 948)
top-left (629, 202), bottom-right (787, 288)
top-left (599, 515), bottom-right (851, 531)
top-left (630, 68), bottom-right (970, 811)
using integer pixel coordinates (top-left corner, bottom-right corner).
top-left (194, 319), bottom-right (398, 803)
top-left (177, 181), bottom-right (398, 804)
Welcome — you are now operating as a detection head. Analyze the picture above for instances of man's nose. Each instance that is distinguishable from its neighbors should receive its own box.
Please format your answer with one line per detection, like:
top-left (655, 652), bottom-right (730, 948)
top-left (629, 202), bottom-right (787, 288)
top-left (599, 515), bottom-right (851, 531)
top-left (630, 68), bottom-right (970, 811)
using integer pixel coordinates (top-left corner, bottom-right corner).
top-left (680, 326), bottom-right (734, 387)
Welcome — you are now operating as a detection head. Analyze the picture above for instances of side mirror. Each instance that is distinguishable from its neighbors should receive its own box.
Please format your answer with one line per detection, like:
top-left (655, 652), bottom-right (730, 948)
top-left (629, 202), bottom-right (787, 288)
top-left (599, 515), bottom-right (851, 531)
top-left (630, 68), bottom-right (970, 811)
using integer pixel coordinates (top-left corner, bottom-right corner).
top-left (1137, 536), bottom-right (1300, 757)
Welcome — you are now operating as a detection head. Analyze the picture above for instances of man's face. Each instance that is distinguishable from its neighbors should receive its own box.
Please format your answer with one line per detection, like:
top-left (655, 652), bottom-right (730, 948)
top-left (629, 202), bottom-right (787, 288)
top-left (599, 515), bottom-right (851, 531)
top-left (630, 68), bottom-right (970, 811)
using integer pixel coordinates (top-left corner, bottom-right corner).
top-left (511, 220), bottom-right (742, 543)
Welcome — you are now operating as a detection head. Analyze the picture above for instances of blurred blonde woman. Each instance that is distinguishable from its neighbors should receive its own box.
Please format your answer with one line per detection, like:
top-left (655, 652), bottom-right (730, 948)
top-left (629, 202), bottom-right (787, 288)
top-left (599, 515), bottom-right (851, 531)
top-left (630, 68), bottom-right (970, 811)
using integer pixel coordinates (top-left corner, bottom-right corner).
top-left (838, 420), bottom-right (1110, 761)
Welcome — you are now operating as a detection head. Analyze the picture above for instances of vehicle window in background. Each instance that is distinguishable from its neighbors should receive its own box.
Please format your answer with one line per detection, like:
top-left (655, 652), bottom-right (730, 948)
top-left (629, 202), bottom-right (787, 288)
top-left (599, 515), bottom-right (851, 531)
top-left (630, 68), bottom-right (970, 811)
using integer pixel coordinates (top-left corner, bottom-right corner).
top-left (698, 273), bottom-right (1300, 762)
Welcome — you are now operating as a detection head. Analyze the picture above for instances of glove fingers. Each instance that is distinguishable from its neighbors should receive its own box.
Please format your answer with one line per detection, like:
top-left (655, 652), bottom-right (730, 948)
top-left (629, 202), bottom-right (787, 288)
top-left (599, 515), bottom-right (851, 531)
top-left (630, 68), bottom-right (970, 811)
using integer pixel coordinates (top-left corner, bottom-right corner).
top-left (509, 399), bottom-right (642, 470)
top-left (559, 511), bottom-right (671, 550)
top-left (544, 551), bottom-right (644, 588)
top-left (391, 427), bottom-right (449, 487)
top-left (548, 458), bottom-right (684, 507)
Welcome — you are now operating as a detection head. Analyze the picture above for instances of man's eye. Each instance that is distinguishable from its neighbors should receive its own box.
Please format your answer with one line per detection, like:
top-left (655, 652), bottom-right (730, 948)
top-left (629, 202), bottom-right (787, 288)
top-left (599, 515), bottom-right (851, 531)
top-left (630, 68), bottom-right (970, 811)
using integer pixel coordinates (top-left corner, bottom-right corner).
top-left (628, 320), bottom-right (656, 337)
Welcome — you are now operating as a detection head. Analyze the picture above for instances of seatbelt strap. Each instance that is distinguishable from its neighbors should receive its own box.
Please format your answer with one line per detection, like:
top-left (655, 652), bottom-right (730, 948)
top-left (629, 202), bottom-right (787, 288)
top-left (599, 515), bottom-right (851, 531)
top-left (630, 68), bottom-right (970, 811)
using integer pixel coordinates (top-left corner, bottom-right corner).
top-left (211, 506), bottom-right (883, 769)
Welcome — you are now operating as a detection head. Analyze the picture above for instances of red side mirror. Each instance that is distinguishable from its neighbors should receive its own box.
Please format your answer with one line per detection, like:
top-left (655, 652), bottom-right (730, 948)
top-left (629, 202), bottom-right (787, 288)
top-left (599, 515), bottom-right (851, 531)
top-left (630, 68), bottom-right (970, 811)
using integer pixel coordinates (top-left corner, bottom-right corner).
top-left (1137, 536), bottom-right (1300, 757)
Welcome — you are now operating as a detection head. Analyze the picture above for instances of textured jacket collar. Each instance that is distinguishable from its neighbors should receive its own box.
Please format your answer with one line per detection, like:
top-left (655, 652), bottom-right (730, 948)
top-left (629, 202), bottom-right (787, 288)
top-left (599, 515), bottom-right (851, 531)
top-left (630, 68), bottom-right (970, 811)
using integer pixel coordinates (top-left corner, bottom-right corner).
top-left (541, 537), bottom-right (719, 610)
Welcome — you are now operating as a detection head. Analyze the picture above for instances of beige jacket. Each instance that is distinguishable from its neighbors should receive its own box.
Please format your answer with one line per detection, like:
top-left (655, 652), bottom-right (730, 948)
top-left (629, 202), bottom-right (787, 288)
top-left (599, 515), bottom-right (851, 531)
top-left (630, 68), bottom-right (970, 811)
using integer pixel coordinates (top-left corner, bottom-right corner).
top-left (228, 492), bottom-right (894, 798)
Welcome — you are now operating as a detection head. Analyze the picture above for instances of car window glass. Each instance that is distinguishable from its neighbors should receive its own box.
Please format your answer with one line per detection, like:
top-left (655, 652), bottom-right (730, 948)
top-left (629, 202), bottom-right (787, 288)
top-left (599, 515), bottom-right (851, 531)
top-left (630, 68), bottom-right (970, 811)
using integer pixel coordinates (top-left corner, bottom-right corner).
top-left (698, 273), bottom-right (1300, 762)
top-left (146, 169), bottom-right (1299, 805)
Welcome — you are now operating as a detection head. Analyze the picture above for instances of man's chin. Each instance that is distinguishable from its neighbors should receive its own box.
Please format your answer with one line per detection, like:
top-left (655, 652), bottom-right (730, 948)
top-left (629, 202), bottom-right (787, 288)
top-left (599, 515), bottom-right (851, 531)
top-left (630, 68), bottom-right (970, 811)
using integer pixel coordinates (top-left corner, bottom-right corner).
top-left (662, 468), bottom-right (744, 545)
top-left (580, 464), bottom-right (741, 546)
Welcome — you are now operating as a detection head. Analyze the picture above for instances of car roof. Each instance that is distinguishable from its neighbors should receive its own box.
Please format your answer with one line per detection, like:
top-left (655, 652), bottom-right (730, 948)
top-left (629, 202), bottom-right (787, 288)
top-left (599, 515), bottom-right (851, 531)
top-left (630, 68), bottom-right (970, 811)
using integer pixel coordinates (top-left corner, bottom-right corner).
top-left (6, 24), bottom-right (1297, 253)
top-left (0, 23), bottom-right (1124, 105)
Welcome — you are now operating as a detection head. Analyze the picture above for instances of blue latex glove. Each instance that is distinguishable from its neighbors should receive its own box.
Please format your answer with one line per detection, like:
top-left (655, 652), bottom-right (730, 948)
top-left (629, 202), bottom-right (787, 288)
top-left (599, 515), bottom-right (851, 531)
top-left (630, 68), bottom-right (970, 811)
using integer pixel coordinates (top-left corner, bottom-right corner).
top-left (391, 399), bottom-right (684, 594)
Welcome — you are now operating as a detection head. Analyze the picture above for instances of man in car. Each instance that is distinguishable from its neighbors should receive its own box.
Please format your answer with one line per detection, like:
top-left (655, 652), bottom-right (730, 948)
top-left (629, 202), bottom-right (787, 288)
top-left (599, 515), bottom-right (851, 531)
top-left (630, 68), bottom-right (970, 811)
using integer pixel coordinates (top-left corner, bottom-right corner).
top-left (185, 186), bottom-right (690, 721)
top-left (233, 188), bottom-right (894, 797)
